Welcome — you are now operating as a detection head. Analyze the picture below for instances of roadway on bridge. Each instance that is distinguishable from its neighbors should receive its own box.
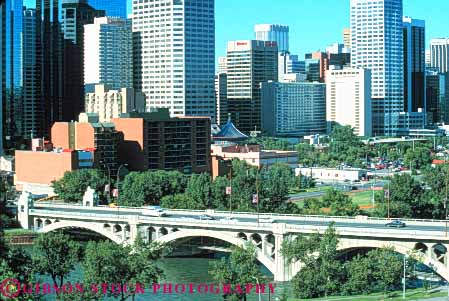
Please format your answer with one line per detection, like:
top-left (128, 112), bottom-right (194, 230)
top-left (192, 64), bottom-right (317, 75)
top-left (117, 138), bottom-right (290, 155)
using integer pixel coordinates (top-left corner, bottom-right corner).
top-left (33, 207), bottom-right (449, 234)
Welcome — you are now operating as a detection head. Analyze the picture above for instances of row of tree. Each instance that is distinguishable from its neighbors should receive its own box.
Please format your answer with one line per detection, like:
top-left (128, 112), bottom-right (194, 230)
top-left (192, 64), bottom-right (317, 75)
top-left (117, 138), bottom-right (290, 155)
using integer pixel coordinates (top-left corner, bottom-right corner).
top-left (52, 160), bottom-right (303, 214)
top-left (282, 224), bottom-right (417, 299)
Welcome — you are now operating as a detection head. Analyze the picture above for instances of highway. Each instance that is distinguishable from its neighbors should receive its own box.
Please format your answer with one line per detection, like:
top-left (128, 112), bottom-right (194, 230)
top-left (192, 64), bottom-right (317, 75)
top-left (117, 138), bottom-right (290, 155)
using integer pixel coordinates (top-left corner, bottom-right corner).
top-left (31, 206), bottom-right (449, 234)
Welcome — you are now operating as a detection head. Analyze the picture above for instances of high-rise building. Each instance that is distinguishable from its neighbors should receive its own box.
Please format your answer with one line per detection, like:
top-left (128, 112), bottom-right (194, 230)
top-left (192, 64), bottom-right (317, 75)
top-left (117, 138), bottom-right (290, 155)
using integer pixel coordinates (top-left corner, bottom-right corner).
top-left (62, 0), bottom-right (104, 122)
top-left (261, 81), bottom-right (327, 137)
top-left (113, 109), bottom-right (211, 173)
top-left (1, 0), bottom-right (24, 152)
top-left (430, 38), bottom-right (449, 74)
top-left (85, 84), bottom-right (146, 122)
top-left (326, 42), bottom-right (351, 69)
top-left (37, 0), bottom-right (65, 137)
top-left (426, 69), bottom-right (449, 124)
top-left (87, 0), bottom-right (126, 18)
top-left (22, 8), bottom-right (42, 139)
top-left (403, 17), bottom-right (426, 114)
top-left (225, 40), bottom-right (278, 133)
top-left (425, 49), bottom-right (431, 67)
top-left (215, 73), bottom-right (228, 126)
top-left (278, 52), bottom-right (305, 81)
top-left (350, 0), bottom-right (404, 136)
top-left (304, 59), bottom-right (321, 82)
top-left (133, 0), bottom-right (215, 120)
top-left (305, 52), bottom-right (328, 82)
top-left (343, 28), bottom-right (351, 49)
top-left (254, 24), bottom-right (289, 53)
top-left (84, 17), bottom-right (133, 91)
top-left (326, 68), bottom-right (372, 137)
top-left (218, 56), bottom-right (227, 73)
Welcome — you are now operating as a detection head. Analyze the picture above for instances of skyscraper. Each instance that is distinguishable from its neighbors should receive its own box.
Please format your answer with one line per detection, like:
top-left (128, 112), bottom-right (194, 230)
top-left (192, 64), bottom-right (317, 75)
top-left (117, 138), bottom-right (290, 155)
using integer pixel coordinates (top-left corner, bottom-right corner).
top-left (22, 8), bottom-right (42, 139)
top-left (225, 40), bottom-right (278, 133)
top-left (343, 28), bottom-right (351, 49)
top-left (261, 81), bottom-right (326, 137)
top-left (254, 24), bottom-right (289, 53)
top-left (133, 0), bottom-right (215, 120)
top-left (403, 17), bottom-right (425, 114)
top-left (350, 0), bottom-right (404, 136)
top-left (87, 0), bottom-right (126, 18)
top-left (326, 68), bottom-right (372, 137)
top-left (62, 0), bottom-right (104, 122)
top-left (430, 38), bottom-right (449, 74)
top-left (37, 0), bottom-right (64, 136)
top-left (1, 0), bottom-right (24, 151)
top-left (84, 17), bottom-right (133, 91)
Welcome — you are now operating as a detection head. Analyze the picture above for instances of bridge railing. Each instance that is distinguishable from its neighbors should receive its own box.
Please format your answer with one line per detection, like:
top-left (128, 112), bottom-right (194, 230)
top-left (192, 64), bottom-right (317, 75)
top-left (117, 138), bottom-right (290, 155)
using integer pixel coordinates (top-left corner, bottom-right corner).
top-left (32, 203), bottom-right (448, 225)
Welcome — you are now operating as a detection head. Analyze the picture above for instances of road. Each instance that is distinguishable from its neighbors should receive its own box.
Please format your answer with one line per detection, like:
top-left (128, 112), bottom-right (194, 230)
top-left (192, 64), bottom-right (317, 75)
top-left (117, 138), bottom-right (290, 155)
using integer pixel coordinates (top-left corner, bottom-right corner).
top-left (289, 180), bottom-right (389, 200)
top-left (32, 206), bottom-right (449, 234)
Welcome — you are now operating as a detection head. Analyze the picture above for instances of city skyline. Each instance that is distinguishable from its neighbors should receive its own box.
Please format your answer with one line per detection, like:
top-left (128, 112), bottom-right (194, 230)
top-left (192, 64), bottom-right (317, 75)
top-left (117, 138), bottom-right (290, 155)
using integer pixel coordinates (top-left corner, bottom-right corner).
top-left (22, 0), bottom-right (449, 59)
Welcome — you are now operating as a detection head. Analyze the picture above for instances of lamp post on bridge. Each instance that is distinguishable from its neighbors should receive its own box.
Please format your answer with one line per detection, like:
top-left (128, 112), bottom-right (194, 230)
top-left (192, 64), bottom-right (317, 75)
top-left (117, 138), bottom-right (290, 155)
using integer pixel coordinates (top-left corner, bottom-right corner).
top-left (100, 161), bottom-right (111, 202)
top-left (115, 164), bottom-right (128, 216)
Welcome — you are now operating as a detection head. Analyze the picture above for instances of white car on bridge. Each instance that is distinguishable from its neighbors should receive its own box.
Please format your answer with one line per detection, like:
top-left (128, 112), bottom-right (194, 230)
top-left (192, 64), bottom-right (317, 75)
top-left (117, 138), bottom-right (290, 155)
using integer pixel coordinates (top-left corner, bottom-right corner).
top-left (141, 206), bottom-right (167, 217)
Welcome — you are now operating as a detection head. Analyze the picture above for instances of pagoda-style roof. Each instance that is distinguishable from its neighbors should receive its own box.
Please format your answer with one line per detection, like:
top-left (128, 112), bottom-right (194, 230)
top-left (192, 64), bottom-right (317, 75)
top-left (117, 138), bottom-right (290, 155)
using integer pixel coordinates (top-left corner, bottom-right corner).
top-left (213, 119), bottom-right (248, 141)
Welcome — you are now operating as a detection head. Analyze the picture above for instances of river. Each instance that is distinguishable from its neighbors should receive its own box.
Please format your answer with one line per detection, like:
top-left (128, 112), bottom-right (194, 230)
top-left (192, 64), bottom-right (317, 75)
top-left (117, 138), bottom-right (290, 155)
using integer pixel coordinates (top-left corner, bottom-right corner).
top-left (14, 245), bottom-right (289, 301)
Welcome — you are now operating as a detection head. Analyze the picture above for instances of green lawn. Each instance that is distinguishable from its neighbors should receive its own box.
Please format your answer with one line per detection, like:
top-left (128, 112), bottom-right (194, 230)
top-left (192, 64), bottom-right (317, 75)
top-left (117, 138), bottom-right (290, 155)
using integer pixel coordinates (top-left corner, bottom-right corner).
top-left (290, 288), bottom-right (446, 300)
top-left (4, 228), bottom-right (35, 236)
top-left (348, 190), bottom-right (375, 207)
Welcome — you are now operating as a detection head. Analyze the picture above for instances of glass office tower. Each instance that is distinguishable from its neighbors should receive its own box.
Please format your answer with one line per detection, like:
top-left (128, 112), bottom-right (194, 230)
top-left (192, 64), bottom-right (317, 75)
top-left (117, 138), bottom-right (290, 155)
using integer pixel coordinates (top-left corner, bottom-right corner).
top-left (351, 0), bottom-right (404, 136)
top-left (87, 0), bottom-right (126, 18)
top-left (1, 0), bottom-right (24, 151)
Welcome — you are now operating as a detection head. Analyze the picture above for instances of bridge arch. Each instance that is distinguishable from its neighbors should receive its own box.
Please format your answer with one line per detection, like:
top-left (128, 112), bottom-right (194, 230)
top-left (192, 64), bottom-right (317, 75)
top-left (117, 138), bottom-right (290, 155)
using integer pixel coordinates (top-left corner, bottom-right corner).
top-left (39, 221), bottom-right (124, 244)
top-left (337, 239), bottom-right (449, 282)
top-left (155, 229), bottom-right (275, 276)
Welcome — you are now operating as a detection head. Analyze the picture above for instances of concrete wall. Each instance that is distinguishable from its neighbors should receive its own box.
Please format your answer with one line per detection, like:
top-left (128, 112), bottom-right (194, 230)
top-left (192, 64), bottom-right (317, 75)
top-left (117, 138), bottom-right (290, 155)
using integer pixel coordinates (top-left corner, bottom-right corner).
top-left (15, 151), bottom-right (78, 188)
top-left (113, 118), bottom-right (147, 171)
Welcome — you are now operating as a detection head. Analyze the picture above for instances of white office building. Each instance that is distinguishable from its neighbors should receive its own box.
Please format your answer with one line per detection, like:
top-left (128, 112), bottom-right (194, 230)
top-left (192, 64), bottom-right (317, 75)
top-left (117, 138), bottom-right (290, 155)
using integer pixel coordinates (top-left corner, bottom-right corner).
top-left (261, 81), bottom-right (326, 137)
top-left (430, 38), bottom-right (449, 74)
top-left (84, 17), bottom-right (133, 91)
top-left (85, 84), bottom-right (146, 122)
top-left (326, 68), bottom-right (372, 137)
top-left (350, 0), bottom-right (404, 136)
top-left (132, 0), bottom-right (215, 120)
top-left (254, 24), bottom-right (289, 53)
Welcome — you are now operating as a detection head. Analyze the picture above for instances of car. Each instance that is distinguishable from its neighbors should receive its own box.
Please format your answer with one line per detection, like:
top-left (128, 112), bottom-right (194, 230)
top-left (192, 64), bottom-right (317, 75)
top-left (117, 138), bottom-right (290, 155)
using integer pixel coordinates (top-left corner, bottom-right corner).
top-left (385, 220), bottom-right (406, 228)
top-left (260, 218), bottom-right (277, 223)
top-left (141, 206), bottom-right (168, 217)
top-left (220, 216), bottom-right (238, 223)
top-left (199, 214), bottom-right (215, 220)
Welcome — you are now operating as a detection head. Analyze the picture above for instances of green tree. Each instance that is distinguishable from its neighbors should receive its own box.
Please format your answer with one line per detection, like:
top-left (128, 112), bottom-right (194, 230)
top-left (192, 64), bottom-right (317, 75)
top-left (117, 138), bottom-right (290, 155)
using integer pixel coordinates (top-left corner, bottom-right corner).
top-left (0, 248), bottom-right (37, 300)
top-left (32, 232), bottom-right (81, 298)
top-left (82, 238), bottom-right (167, 301)
top-left (404, 146), bottom-right (432, 171)
top-left (185, 173), bottom-right (212, 208)
top-left (228, 160), bottom-right (257, 212)
top-left (209, 244), bottom-right (262, 301)
top-left (52, 169), bottom-right (108, 203)
top-left (260, 163), bottom-right (296, 213)
top-left (322, 189), bottom-right (360, 216)
top-left (211, 176), bottom-right (230, 210)
top-left (373, 174), bottom-right (429, 218)
top-left (119, 171), bottom-right (187, 207)
top-left (282, 224), bottom-right (344, 299)
top-left (345, 248), bottom-right (403, 296)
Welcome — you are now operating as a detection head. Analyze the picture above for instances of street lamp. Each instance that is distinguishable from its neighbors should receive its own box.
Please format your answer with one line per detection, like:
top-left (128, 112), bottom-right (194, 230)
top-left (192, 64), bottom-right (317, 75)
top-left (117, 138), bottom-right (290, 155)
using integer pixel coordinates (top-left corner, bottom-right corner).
top-left (403, 254), bottom-right (408, 299)
top-left (100, 161), bottom-right (111, 201)
top-left (252, 276), bottom-right (262, 301)
top-left (115, 164), bottom-right (128, 213)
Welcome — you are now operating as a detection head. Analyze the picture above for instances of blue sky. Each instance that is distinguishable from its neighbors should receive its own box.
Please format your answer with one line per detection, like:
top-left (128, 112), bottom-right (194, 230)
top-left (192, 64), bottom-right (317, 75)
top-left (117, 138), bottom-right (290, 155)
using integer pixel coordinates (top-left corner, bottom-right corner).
top-left (25, 0), bottom-right (448, 59)
top-left (128, 0), bottom-right (449, 59)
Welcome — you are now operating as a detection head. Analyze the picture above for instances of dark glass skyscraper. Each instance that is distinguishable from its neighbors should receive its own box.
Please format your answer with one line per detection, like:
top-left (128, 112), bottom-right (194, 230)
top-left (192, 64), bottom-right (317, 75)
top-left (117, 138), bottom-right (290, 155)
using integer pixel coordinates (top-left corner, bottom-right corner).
top-left (1, 0), bottom-right (24, 152)
top-left (87, 0), bottom-right (126, 18)
top-left (61, 0), bottom-right (104, 122)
